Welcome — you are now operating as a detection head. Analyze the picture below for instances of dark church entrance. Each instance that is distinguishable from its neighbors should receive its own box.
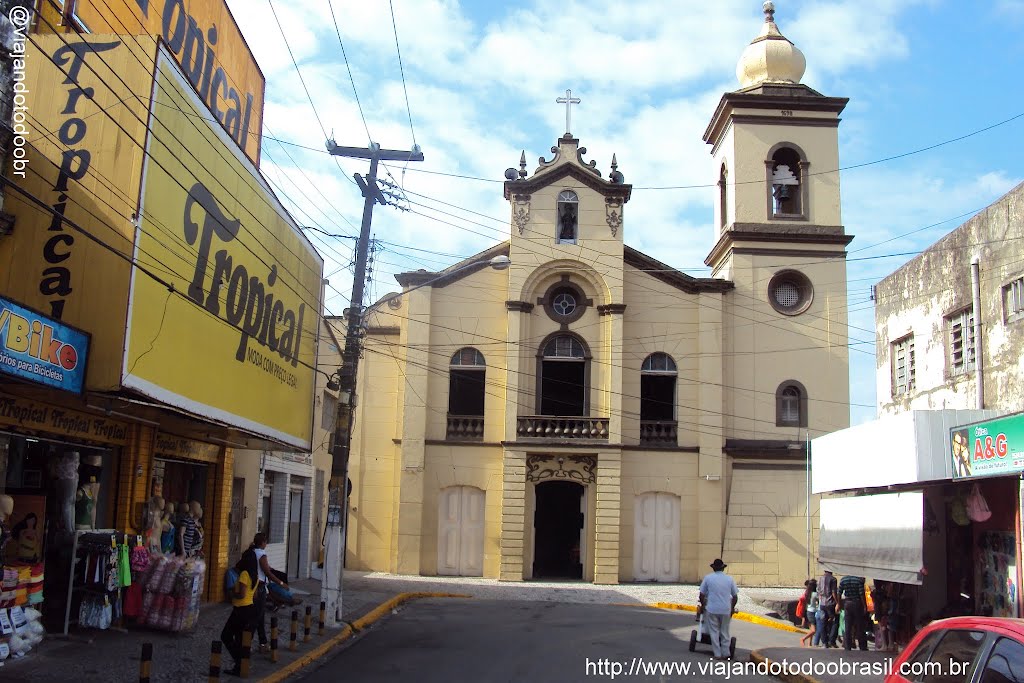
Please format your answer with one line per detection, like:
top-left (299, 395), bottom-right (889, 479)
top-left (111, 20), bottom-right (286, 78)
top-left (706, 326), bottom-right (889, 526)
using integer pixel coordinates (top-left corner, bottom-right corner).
top-left (533, 480), bottom-right (584, 580)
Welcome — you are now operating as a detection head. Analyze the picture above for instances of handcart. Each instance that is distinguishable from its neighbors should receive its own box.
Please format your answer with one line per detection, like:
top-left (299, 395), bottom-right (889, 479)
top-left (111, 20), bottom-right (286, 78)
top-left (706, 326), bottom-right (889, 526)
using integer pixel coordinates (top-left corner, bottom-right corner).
top-left (688, 607), bottom-right (737, 658)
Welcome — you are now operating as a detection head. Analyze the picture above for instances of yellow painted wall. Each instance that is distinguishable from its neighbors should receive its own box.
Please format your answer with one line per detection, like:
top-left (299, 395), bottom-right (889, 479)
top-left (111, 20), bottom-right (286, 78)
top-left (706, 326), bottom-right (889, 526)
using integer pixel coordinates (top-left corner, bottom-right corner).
top-left (345, 313), bottom-right (402, 571)
top-left (420, 445), bottom-right (504, 576)
top-left (723, 467), bottom-right (817, 587)
top-left (721, 247), bottom-right (850, 440)
top-left (619, 451), bottom-right (700, 581)
top-left (725, 120), bottom-right (843, 228)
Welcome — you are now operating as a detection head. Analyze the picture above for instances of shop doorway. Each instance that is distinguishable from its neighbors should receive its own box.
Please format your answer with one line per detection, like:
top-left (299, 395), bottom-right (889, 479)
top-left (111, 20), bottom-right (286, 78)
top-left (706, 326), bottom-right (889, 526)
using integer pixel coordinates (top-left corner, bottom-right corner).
top-left (228, 478), bottom-right (245, 562)
top-left (532, 481), bottom-right (584, 579)
top-left (287, 489), bottom-right (303, 579)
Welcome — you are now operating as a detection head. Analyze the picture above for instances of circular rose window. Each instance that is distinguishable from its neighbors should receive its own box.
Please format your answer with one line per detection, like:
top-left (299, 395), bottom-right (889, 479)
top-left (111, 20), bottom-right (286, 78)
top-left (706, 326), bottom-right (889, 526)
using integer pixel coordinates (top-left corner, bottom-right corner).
top-left (552, 292), bottom-right (576, 316)
top-left (542, 281), bottom-right (588, 324)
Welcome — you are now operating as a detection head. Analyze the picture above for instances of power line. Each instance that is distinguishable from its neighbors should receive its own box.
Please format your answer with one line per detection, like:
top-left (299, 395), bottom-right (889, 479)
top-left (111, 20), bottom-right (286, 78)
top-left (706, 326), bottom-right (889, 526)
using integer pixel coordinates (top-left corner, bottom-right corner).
top-left (388, 0), bottom-right (417, 148)
top-left (325, 0), bottom-right (372, 145)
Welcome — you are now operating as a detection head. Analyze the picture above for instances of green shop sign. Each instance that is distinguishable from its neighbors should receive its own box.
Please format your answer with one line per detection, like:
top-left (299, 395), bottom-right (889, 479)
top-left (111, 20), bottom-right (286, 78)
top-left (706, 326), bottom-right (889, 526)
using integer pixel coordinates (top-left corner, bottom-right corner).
top-left (951, 412), bottom-right (1024, 479)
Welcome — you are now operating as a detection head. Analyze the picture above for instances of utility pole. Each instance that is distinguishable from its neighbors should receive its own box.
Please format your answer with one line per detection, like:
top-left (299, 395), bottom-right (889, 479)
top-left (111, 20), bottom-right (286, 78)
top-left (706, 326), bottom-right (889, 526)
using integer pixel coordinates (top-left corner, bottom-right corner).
top-left (320, 141), bottom-right (423, 627)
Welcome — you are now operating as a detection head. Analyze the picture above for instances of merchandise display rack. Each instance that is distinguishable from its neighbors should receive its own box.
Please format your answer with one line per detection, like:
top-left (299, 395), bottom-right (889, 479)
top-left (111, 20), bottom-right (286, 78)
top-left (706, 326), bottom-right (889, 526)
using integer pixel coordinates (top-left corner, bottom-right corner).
top-left (62, 529), bottom-right (125, 636)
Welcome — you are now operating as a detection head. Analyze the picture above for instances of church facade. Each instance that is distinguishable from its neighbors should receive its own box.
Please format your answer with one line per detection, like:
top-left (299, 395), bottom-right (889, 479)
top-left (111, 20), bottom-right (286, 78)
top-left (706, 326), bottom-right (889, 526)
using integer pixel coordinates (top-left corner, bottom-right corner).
top-left (342, 5), bottom-right (852, 587)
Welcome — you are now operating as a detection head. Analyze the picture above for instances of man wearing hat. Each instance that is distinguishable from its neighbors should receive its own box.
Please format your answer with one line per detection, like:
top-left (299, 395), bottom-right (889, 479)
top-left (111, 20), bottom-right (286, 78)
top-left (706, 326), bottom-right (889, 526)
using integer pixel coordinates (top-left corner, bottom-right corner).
top-left (699, 558), bottom-right (739, 660)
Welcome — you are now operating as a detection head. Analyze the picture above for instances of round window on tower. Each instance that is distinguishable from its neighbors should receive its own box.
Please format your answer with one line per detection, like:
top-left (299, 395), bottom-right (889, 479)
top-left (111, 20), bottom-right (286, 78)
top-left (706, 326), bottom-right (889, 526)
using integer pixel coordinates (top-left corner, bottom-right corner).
top-left (768, 270), bottom-right (813, 315)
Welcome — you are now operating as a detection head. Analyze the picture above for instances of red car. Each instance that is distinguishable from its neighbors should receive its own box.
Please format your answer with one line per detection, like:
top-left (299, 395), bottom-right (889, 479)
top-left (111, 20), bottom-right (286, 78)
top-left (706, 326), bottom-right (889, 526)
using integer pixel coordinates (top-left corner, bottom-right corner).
top-left (885, 616), bottom-right (1024, 683)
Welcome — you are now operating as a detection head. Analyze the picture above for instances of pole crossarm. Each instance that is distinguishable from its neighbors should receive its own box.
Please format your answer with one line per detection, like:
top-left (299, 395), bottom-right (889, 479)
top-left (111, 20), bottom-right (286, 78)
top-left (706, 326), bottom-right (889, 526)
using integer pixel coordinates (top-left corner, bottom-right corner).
top-left (326, 139), bottom-right (424, 162)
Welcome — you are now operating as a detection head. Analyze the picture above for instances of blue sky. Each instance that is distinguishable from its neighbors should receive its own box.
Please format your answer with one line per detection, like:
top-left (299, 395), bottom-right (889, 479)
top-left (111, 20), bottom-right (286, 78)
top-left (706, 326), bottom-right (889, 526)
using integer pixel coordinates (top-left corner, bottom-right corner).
top-left (224, 0), bottom-right (1024, 428)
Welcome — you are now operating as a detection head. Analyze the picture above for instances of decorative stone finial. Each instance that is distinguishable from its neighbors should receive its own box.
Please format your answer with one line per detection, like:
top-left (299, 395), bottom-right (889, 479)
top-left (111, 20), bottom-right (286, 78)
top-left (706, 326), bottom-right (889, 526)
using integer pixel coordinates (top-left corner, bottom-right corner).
top-left (518, 150), bottom-right (528, 179)
top-left (609, 154), bottom-right (624, 184)
top-left (763, 1), bottom-right (775, 21)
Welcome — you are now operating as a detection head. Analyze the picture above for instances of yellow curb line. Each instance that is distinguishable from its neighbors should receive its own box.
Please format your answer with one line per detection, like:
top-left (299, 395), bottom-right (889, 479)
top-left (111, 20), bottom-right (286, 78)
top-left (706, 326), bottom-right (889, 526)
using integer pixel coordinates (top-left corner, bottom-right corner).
top-left (257, 592), bottom-right (471, 683)
top-left (749, 650), bottom-right (821, 683)
top-left (648, 602), bottom-right (808, 634)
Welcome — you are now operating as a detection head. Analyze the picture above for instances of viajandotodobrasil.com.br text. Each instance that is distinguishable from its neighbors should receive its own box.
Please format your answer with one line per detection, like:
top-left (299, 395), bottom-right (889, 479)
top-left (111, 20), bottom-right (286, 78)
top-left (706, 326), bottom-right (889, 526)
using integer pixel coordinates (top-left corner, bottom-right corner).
top-left (584, 656), bottom-right (966, 680)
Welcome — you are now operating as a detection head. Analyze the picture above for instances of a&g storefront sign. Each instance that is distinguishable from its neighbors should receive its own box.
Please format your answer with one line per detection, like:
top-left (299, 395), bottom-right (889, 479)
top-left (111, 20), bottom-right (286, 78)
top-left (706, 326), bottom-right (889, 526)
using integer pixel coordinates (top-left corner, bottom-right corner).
top-left (951, 412), bottom-right (1024, 479)
top-left (0, 295), bottom-right (89, 393)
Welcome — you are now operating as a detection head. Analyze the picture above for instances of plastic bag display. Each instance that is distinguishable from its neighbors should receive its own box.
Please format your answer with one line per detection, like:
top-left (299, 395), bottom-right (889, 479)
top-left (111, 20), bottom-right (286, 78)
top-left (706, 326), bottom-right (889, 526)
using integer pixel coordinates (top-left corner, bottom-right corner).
top-left (77, 595), bottom-right (112, 630)
top-left (135, 555), bottom-right (205, 632)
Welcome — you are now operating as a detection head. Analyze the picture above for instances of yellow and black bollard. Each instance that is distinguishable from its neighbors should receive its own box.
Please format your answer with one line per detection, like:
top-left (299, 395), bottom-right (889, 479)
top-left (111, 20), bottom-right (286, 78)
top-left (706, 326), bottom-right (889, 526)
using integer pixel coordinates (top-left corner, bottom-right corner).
top-left (240, 629), bottom-right (252, 678)
top-left (304, 605), bottom-right (312, 643)
top-left (290, 609), bottom-right (298, 651)
top-left (139, 643), bottom-right (153, 683)
top-left (270, 616), bottom-right (279, 663)
top-left (319, 601), bottom-right (326, 636)
top-left (209, 640), bottom-right (222, 682)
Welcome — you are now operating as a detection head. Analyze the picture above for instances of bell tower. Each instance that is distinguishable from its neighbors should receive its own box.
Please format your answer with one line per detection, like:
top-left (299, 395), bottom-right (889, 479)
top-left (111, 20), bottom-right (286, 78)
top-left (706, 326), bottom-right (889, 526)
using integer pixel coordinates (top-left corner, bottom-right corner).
top-left (703, 1), bottom-right (853, 278)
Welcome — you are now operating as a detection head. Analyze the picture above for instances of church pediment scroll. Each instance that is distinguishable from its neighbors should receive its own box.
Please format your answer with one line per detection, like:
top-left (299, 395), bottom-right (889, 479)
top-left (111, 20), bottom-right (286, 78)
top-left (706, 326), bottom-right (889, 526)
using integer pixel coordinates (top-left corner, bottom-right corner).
top-left (526, 455), bottom-right (597, 483)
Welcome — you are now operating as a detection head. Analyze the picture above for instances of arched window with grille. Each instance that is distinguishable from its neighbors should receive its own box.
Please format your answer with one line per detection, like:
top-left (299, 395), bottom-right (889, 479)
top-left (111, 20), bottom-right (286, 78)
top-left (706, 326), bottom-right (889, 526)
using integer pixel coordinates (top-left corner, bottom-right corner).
top-left (538, 334), bottom-right (588, 415)
top-left (776, 380), bottom-right (807, 427)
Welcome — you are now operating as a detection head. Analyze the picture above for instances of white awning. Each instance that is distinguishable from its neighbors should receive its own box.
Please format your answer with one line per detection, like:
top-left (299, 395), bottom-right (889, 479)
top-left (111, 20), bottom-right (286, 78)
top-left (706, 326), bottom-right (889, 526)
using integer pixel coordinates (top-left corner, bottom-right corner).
top-left (818, 492), bottom-right (924, 585)
top-left (812, 410), bottom-right (1000, 493)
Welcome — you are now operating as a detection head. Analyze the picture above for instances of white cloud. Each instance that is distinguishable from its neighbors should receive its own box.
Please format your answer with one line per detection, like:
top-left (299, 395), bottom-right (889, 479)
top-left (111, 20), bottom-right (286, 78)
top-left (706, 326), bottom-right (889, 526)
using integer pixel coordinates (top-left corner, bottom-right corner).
top-left (219, 0), bottom-right (1021, 425)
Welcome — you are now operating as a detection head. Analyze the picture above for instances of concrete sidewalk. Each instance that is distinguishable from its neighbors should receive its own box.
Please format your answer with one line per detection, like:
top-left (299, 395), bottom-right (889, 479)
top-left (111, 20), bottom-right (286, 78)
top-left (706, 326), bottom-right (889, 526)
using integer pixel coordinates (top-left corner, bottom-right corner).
top-left (0, 575), bottom-right (403, 682)
top-left (752, 646), bottom-right (897, 683)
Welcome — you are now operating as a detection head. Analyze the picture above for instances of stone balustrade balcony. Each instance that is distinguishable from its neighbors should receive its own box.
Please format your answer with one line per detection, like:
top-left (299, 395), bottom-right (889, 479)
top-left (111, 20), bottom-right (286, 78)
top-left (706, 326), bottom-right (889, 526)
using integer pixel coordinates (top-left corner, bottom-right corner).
top-left (639, 420), bottom-right (678, 445)
top-left (446, 415), bottom-right (485, 440)
top-left (516, 415), bottom-right (609, 440)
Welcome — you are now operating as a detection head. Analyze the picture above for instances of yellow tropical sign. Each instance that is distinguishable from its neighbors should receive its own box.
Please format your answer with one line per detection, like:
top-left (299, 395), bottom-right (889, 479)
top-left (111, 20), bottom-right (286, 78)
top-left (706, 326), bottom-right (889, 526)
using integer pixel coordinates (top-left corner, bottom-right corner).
top-left (123, 48), bottom-right (322, 449)
top-left (0, 34), bottom-right (154, 390)
top-left (38, 0), bottom-right (265, 164)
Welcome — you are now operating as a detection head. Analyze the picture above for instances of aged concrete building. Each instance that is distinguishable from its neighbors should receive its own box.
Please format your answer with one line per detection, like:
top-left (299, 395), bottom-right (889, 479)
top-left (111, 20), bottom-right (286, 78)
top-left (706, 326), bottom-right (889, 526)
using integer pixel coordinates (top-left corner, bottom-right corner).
top-left (340, 4), bottom-right (852, 587)
top-left (811, 180), bottom-right (1024, 626)
top-left (875, 180), bottom-right (1024, 414)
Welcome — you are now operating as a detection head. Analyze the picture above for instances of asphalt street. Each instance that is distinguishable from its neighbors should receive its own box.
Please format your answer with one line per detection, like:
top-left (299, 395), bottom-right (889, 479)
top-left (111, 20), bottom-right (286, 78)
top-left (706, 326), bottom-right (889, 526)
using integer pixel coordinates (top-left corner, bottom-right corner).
top-left (297, 598), bottom-right (799, 682)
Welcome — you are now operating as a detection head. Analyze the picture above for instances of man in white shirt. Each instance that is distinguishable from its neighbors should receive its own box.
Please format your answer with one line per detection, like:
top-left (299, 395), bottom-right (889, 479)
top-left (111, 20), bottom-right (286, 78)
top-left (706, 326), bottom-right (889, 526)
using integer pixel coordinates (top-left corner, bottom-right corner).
top-left (699, 558), bottom-right (739, 660)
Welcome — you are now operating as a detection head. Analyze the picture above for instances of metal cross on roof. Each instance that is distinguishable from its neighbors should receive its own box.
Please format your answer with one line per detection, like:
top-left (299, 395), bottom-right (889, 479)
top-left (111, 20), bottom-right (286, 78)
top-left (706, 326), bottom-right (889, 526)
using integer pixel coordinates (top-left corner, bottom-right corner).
top-left (556, 89), bottom-right (581, 136)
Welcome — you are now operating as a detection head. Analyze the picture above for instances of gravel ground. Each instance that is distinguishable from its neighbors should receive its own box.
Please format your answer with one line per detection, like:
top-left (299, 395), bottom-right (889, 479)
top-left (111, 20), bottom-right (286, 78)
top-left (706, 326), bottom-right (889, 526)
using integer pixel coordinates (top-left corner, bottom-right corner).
top-left (344, 571), bottom-right (804, 620)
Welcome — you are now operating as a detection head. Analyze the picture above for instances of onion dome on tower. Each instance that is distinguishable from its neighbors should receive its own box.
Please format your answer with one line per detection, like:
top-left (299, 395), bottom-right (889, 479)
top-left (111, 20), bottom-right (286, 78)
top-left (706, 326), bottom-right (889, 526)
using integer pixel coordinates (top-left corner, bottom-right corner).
top-left (735, 1), bottom-right (806, 89)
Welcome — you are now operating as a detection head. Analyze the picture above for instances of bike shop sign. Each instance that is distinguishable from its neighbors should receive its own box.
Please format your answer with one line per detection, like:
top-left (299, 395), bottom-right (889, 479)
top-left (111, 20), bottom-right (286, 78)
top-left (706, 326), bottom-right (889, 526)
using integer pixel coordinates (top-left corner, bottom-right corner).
top-left (951, 412), bottom-right (1024, 479)
top-left (0, 295), bottom-right (89, 393)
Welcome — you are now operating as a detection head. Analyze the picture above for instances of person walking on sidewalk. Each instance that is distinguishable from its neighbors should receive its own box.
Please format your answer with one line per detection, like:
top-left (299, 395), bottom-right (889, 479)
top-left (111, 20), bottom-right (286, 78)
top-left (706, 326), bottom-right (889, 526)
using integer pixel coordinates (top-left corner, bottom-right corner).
top-left (800, 580), bottom-right (819, 647)
top-left (221, 550), bottom-right (259, 676)
top-left (818, 569), bottom-right (839, 647)
top-left (245, 533), bottom-right (291, 652)
top-left (699, 558), bottom-right (739, 661)
top-left (839, 574), bottom-right (869, 651)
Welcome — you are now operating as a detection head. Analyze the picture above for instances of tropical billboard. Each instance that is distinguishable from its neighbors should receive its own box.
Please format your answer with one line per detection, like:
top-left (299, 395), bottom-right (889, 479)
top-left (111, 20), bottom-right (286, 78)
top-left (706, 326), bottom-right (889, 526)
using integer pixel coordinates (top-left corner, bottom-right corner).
top-left (37, 0), bottom-right (265, 164)
top-left (122, 48), bottom-right (322, 449)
